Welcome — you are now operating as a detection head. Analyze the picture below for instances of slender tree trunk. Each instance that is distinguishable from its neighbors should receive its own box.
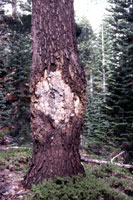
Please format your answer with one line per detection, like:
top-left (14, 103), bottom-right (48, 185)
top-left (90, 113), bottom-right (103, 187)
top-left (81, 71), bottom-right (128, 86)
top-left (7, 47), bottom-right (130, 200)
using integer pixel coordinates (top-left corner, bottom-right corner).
top-left (23, 0), bottom-right (86, 189)
top-left (102, 22), bottom-right (106, 102)
top-left (12, 0), bottom-right (17, 16)
top-left (90, 69), bottom-right (93, 98)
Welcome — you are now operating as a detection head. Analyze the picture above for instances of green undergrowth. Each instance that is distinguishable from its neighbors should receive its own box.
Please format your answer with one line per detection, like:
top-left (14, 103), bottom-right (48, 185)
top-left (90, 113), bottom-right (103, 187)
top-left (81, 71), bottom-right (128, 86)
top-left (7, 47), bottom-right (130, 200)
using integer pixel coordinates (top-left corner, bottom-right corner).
top-left (0, 148), bottom-right (133, 200)
top-left (0, 147), bottom-right (32, 172)
top-left (26, 165), bottom-right (133, 200)
top-left (26, 171), bottom-right (133, 200)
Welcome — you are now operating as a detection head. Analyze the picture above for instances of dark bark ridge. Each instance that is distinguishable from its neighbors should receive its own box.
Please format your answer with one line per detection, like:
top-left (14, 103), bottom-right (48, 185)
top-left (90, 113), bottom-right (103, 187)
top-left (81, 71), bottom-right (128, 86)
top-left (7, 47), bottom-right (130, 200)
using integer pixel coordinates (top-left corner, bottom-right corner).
top-left (23, 0), bottom-right (86, 188)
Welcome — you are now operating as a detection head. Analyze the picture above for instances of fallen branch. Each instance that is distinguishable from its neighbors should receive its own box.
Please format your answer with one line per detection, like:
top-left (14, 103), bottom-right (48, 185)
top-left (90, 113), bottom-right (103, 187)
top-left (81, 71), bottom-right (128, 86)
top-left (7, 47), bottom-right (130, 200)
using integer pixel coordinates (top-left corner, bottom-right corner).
top-left (8, 146), bottom-right (31, 149)
top-left (0, 146), bottom-right (31, 150)
top-left (81, 156), bottom-right (133, 169)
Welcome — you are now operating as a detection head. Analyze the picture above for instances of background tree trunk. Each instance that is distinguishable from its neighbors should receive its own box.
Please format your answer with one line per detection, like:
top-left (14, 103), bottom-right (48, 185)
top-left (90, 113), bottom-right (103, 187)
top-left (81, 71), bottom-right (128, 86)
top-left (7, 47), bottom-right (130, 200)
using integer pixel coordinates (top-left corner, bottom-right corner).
top-left (12, 0), bottom-right (17, 16)
top-left (23, 0), bottom-right (86, 189)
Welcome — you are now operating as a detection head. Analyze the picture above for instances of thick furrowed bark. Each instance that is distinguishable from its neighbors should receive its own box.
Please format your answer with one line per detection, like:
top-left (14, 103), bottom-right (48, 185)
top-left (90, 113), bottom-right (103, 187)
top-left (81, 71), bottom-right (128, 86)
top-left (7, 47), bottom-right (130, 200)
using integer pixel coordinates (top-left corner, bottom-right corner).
top-left (24, 127), bottom-right (85, 188)
top-left (23, 0), bottom-right (86, 189)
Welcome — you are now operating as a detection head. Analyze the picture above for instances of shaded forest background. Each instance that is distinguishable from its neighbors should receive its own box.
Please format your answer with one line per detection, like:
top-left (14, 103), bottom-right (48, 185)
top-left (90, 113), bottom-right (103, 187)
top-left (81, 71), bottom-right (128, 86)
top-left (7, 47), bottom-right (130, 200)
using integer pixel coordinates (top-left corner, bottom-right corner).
top-left (0, 0), bottom-right (133, 164)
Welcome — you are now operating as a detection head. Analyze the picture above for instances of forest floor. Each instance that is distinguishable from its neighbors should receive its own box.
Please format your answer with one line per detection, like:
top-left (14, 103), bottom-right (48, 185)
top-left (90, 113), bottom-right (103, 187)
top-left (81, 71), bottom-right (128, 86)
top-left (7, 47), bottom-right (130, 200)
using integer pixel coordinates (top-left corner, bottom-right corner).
top-left (0, 145), bottom-right (31, 200)
top-left (0, 142), bottom-right (133, 200)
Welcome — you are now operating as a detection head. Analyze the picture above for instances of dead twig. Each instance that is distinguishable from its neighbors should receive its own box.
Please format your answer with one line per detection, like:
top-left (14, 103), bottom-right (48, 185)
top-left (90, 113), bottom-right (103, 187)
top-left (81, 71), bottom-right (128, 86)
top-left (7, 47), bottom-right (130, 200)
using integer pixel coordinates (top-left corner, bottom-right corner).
top-left (111, 151), bottom-right (125, 163)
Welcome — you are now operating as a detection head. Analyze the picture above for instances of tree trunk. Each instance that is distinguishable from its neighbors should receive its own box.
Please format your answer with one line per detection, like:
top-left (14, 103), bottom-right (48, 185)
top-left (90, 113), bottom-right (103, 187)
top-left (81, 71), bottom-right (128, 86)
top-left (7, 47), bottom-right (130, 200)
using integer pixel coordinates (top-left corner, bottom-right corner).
top-left (102, 22), bottom-right (106, 102)
top-left (23, 0), bottom-right (86, 189)
top-left (12, 0), bottom-right (17, 16)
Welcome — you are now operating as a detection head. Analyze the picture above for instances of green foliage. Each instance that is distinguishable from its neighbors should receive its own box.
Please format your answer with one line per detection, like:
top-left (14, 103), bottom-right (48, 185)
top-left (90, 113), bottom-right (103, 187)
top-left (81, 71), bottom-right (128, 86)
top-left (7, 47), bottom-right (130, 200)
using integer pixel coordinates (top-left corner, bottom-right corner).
top-left (77, 18), bottom-right (113, 154)
top-left (108, 176), bottom-right (133, 191)
top-left (104, 0), bottom-right (133, 162)
top-left (77, 2), bottom-right (133, 164)
top-left (91, 164), bottom-right (114, 178)
top-left (0, 9), bottom-right (32, 141)
top-left (26, 171), bottom-right (132, 200)
top-left (0, 147), bottom-right (32, 172)
top-left (90, 164), bottom-right (131, 179)
top-left (77, 17), bottom-right (94, 69)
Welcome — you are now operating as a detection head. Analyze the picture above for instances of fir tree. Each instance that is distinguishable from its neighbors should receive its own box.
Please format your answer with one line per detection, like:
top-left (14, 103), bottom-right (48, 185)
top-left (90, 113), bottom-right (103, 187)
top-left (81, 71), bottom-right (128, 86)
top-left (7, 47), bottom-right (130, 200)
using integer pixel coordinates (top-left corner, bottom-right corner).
top-left (0, 6), bottom-right (32, 141)
top-left (105, 0), bottom-right (133, 162)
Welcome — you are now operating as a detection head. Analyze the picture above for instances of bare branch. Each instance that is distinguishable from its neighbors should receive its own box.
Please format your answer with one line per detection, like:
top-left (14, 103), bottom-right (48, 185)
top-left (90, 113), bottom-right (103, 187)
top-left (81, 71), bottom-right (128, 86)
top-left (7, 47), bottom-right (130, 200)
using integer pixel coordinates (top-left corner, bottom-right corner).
top-left (111, 151), bottom-right (125, 163)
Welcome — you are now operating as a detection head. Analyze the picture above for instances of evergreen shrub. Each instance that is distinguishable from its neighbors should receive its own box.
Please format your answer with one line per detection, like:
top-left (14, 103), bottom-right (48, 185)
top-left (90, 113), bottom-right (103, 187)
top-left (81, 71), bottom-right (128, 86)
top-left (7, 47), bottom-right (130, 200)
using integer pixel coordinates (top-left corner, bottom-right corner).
top-left (27, 173), bottom-right (130, 200)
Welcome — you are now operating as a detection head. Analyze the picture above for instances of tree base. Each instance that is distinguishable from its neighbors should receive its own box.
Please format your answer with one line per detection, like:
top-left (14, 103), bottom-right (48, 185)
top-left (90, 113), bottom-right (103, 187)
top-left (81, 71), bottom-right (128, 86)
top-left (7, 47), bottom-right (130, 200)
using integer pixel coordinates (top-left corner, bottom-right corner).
top-left (23, 140), bottom-right (85, 189)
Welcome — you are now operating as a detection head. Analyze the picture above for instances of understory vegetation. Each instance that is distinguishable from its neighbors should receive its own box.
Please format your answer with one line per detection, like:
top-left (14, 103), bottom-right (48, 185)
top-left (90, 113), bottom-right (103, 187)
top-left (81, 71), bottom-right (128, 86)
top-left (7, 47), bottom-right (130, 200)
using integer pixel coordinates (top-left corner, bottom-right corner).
top-left (0, 148), bottom-right (133, 200)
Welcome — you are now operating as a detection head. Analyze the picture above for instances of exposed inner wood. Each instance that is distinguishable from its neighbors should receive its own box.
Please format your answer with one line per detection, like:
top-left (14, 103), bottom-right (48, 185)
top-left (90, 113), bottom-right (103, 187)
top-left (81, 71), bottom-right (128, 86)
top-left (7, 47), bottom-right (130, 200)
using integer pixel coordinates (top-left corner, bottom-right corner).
top-left (32, 69), bottom-right (84, 130)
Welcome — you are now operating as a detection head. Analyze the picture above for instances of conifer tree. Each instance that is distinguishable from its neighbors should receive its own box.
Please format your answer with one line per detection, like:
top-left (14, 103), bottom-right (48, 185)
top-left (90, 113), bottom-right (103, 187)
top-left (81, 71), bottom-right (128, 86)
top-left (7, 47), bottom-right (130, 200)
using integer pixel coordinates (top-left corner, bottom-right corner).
top-left (77, 18), bottom-right (112, 151)
top-left (105, 0), bottom-right (133, 162)
top-left (0, 3), bottom-right (32, 141)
